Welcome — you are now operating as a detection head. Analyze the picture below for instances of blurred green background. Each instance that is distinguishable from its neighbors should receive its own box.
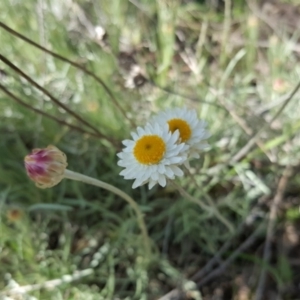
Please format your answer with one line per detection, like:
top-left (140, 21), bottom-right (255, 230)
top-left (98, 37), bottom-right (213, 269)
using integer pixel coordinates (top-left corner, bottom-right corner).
top-left (1, 0), bottom-right (300, 299)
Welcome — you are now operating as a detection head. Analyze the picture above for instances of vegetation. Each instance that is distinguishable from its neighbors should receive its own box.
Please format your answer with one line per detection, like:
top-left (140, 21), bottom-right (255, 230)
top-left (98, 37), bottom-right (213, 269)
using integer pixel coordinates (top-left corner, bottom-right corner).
top-left (1, 0), bottom-right (300, 299)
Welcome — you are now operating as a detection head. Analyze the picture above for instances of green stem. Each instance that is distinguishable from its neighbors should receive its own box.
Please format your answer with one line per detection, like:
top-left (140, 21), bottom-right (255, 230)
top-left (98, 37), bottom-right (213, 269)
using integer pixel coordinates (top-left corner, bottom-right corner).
top-left (171, 181), bottom-right (211, 212)
top-left (64, 169), bottom-right (151, 261)
top-left (171, 181), bottom-right (234, 233)
top-left (184, 167), bottom-right (234, 233)
top-left (203, 194), bottom-right (234, 233)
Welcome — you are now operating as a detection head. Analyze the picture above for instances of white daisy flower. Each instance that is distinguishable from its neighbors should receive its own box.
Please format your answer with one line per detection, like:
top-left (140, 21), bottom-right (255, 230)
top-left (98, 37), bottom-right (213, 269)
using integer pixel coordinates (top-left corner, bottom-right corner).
top-left (117, 123), bottom-right (188, 189)
top-left (150, 107), bottom-right (210, 163)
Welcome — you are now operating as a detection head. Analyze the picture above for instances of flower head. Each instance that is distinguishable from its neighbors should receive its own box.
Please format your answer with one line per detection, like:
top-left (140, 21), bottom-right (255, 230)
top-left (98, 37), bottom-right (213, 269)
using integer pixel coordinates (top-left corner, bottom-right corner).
top-left (117, 123), bottom-right (188, 189)
top-left (150, 107), bottom-right (210, 162)
top-left (24, 145), bottom-right (67, 189)
top-left (6, 208), bottom-right (23, 223)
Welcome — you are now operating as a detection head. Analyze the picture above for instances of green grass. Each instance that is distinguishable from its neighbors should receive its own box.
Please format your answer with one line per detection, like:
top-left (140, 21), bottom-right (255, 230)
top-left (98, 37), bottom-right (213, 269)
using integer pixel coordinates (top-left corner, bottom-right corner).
top-left (1, 0), bottom-right (300, 299)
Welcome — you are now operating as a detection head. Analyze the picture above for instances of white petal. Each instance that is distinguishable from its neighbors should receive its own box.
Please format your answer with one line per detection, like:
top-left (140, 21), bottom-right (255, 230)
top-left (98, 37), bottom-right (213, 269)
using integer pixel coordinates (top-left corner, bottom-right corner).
top-left (158, 174), bottom-right (166, 187)
top-left (151, 172), bottom-right (159, 181)
top-left (131, 132), bottom-right (139, 140)
top-left (170, 165), bottom-right (184, 177)
top-left (137, 127), bottom-right (144, 136)
top-left (122, 139), bottom-right (133, 146)
top-left (165, 166), bottom-right (175, 178)
top-left (168, 156), bottom-right (184, 164)
top-left (132, 177), bottom-right (144, 189)
top-left (117, 152), bottom-right (124, 159)
top-left (148, 180), bottom-right (157, 189)
top-left (158, 164), bottom-right (166, 174)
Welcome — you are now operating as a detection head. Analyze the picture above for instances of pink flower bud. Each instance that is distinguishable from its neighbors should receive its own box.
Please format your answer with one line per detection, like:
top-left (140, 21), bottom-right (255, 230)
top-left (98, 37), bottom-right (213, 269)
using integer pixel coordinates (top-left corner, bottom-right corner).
top-left (24, 145), bottom-right (67, 189)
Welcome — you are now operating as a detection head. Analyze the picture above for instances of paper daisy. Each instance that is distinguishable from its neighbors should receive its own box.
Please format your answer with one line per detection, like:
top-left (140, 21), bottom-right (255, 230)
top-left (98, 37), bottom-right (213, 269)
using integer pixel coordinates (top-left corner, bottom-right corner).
top-left (117, 123), bottom-right (188, 189)
top-left (150, 107), bottom-right (210, 163)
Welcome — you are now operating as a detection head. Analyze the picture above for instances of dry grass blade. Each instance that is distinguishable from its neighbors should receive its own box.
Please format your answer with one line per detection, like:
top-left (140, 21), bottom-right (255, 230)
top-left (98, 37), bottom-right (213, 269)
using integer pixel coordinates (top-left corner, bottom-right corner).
top-left (231, 80), bottom-right (300, 163)
top-left (217, 96), bottom-right (273, 162)
top-left (254, 165), bottom-right (294, 300)
top-left (198, 222), bottom-right (266, 287)
top-left (148, 80), bottom-right (226, 109)
top-left (0, 53), bottom-right (108, 139)
top-left (158, 222), bottom-right (265, 299)
top-left (0, 21), bottom-right (134, 127)
top-left (191, 222), bottom-right (247, 282)
top-left (0, 83), bottom-right (116, 141)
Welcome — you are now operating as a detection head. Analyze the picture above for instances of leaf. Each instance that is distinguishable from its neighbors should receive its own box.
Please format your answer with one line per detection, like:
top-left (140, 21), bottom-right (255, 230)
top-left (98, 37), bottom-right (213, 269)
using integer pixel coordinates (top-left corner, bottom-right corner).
top-left (28, 203), bottom-right (73, 212)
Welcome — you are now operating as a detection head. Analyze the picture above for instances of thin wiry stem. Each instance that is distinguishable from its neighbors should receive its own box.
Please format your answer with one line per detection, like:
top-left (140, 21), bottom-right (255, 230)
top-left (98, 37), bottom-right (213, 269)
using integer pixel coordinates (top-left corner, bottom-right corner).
top-left (216, 93), bottom-right (273, 162)
top-left (255, 165), bottom-right (293, 300)
top-left (34, 0), bottom-right (46, 145)
top-left (0, 83), bottom-right (115, 141)
top-left (0, 53), bottom-right (105, 137)
top-left (171, 181), bottom-right (211, 211)
top-left (183, 167), bottom-right (234, 233)
top-left (0, 21), bottom-right (134, 127)
top-left (231, 79), bottom-right (300, 163)
top-left (0, 22), bottom-right (225, 114)
top-left (148, 80), bottom-right (225, 110)
top-left (192, 221), bottom-right (246, 281)
top-left (198, 221), bottom-right (265, 287)
top-left (157, 219), bottom-right (264, 300)
top-left (171, 181), bottom-right (233, 233)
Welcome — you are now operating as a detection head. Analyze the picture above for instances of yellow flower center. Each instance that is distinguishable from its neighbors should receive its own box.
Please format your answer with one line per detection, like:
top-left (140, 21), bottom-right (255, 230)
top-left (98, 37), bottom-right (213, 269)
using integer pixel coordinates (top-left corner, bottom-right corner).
top-left (167, 118), bottom-right (191, 142)
top-left (133, 135), bottom-right (166, 165)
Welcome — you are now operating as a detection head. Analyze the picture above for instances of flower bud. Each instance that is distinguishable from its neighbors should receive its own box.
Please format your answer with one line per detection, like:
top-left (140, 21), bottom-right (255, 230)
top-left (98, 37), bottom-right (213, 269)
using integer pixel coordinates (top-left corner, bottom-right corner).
top-left (24, 145), bottom-right (67, 189)
top-left (6, 207), bottom-right (23, 222)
